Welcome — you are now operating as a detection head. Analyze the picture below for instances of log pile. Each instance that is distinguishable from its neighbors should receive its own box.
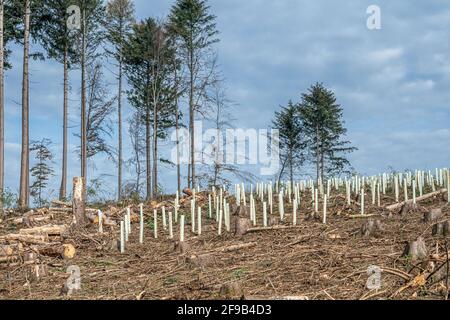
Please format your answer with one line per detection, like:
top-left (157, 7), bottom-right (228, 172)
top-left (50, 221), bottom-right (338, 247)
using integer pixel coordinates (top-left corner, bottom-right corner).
top-left (0, 220), bottom-right (76, 276)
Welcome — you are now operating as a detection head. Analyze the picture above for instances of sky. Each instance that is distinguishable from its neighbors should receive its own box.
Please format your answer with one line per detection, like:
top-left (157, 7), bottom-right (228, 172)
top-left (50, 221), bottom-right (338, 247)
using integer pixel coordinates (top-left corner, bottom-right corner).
top-left (3, 0), bottom-right (450, 200)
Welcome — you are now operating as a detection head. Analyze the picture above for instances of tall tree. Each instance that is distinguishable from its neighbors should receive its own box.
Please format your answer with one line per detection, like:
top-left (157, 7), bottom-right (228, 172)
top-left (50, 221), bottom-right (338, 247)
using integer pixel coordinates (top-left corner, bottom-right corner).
top-left (272, 100), bottom-right (306, 187)
top-left (75, 62), bottom-right (115, 161)
top-left (149, 21), bottom-right (177, 199)
top-left (169, 0), bottom-right (219, 189)
top-left (38, 0), bottom-right (79, 201)
top-left (30, 138), bottom-right (54, 207)
top-left (123, 18), bottom-right (177, 200)
top-left (0, 0), bottom-right (17, 214)
top-left (10, 0), bottom-right (48, 209)
top-left (126, 109), bottom-right (145, 197)
top-left (299, 83), bottom-right (357, 184)
top-left (104, 0), bottom-right (134, 201)
top-left (75, 0), bottom-right (104, 194)
top-left (199, 82), bottom-right (255, 189)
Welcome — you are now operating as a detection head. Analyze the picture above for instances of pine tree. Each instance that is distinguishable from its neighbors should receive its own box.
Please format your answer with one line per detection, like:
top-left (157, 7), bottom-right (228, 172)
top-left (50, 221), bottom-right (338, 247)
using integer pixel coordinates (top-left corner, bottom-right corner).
top-left (9, 0), bottom-right (50, 210)
top-left (30, 138), bottom-right (54, 208)
top-left (74, 0), bottom-right (105, 191)
top-left (272, 100), bottom-right (306, 186)
top-left (104, 0), bottom-right (135, 201)
top-left (299, 83), bottom-right (357, 184)
top-left (123, 18), bottom-right (177, 200)
top-left (38, 0), bottom-right (79, 201)
top-left (169, 0), bottom-right (219, 189)
top-left (0, 0), bottom-right (18, 214)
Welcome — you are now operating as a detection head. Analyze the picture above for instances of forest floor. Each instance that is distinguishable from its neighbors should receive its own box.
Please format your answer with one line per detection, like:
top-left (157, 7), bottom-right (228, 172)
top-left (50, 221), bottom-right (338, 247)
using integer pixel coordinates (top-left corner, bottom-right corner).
top-left (0, 191), bottom-right (449, 300)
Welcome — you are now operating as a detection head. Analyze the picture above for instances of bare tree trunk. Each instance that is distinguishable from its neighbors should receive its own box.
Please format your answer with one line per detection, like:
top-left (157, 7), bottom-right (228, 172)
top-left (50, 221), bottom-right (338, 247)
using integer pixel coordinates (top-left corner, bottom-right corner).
top-left (117, 55), bottom-right (123, 201)
top-left (145, 105), bottom-right (151, 201)
top-left (189, 50), bottom-right (195, 189)
top-left (59, 45), bottom-right (68, 200)
top-left (152, 99), bottom-right (158, 199)
top-left (0, 1), bottom-right (4, 215)
top-left (289, 151), bottom-right (294, 197)
top-left (315, 126), bottom-right (320, 186)
top-left (175, 67), bottom-right (181, 196)
top-left (19, 0), bottom-right (31, 210)
top-left (81, 9), bottom-right (87, 190)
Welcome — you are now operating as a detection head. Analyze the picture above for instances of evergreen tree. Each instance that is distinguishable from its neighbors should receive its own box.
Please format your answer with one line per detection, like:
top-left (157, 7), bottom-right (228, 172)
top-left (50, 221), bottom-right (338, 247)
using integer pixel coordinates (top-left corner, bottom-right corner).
top-left (123, 18), bottom-right (177, 200)
top-left (299, 83), bottom-right (357, 184)
top-left (38, 0), bottom-right (79, 201)
top-left (74, 0), bottom-right (105, 190)
top-left (169, 0), bottom-right (219, 189)
top-left (104, 0), bottom-right (135, 201)
top-left (272, 100), bottom-right (306, 186)
top-left (30, 138), bottom-right (54, 207)
top-left (9, 0), bottom-right (50, 209)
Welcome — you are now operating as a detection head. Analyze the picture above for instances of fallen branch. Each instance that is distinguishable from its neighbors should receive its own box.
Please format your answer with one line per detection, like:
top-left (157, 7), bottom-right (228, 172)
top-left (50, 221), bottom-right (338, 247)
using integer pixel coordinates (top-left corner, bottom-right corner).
top-left (214, 242), bottom-right (257, 253)
top-left (246, 226), bottom-right (302, 233)
top-left (386, 189), bottom-right (447, 211)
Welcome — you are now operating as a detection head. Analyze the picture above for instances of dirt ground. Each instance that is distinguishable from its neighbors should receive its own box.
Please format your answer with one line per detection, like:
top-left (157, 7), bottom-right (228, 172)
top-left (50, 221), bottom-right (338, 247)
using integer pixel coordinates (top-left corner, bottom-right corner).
top-left (0, 191), bottom-right (449, 300)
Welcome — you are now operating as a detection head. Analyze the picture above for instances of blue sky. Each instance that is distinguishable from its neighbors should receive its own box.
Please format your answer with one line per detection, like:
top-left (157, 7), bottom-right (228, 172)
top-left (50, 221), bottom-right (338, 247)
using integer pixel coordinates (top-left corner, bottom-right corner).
top-left (3, 0), bottom-right (450, 199)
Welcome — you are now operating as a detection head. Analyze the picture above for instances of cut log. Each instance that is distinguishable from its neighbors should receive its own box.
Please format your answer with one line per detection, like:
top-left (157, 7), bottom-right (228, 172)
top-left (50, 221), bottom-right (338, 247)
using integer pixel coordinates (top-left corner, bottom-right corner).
top-left (234, 217), bottom-right (252, 237)
top-left (49, 207), bottom-right (72, 212)
top-left (386, 189), bottom-right (447, 211)
top-left (0, 255), bottom-right (20, 263)
top-left (0, 243), bottom-right (23, 256)
top-left (31, 243), bottom-right (76, 260)
top-left (12, 214), bottom-right (53, 226)
top-left (51, 200), bottom-right (72, 207)
top-left (183, 188), bottom-right (193, 197)
top-left (215, 242), bottom-right (257, 253)
top-left (402, 237), bottom-right (428, 264)
top-left (0, 234), bottom-right (49, 245)
top-left (72, 177), bottom-right (87, 225)
top-left (432, 221), bottom-right (449, 237)
top-left (360, 219), bottom-right (384, 237)
top-left (423, 208), bottom-right (443, 223)
top-left (246, 226), bottom-right (301, 233)
top-left (19, 224), bottom-right (67, 236)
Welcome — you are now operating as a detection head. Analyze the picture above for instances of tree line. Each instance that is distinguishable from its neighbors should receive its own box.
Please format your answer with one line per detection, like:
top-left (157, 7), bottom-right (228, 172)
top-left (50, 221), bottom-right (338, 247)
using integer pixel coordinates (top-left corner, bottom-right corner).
top-left (0, 0), bottom-right (357, 212)
top-left (0, 0), bottom-right (258, 212)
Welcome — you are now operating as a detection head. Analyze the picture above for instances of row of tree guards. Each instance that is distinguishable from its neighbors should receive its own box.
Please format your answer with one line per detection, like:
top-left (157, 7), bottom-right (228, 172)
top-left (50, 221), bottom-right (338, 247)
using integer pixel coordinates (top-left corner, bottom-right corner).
top-left (112, 168), bottom-right (450, 253)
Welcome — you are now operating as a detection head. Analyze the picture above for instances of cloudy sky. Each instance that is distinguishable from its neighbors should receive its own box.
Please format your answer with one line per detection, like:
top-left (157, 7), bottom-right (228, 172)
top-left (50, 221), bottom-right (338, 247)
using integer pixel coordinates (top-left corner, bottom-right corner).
top-left (3, 0), bottom-right (450, 199)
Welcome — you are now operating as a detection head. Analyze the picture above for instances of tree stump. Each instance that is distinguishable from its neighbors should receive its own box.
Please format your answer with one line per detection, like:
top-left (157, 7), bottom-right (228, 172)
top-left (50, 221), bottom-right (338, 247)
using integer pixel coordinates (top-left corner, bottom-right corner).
top-left (423, 208), bottom-right (443, 223)
top-left (432, 221), bottom-right (449, 237)
top-left (400, 202), bottom-right (418, 220)
top-left (28, 264), bottom-right (48, 282)
top-left (234, 217), bottom-right (252, 237)
top-left (185, 253), bottom-right (216, 268)
top-left (219, 281), bottom-right (244, 299)
top-left (402, 237), bottom-right (428, 264)
top-left (360, 219), bottom-right (384, 237)
top-left (269, 216), bottom-right (280, 226)
top-left (233, 205), bottom-right (248, 217)
top-left (72, 177), bottom-right (86, 225)
top-left (172, 241), bottom-right (190, 254)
